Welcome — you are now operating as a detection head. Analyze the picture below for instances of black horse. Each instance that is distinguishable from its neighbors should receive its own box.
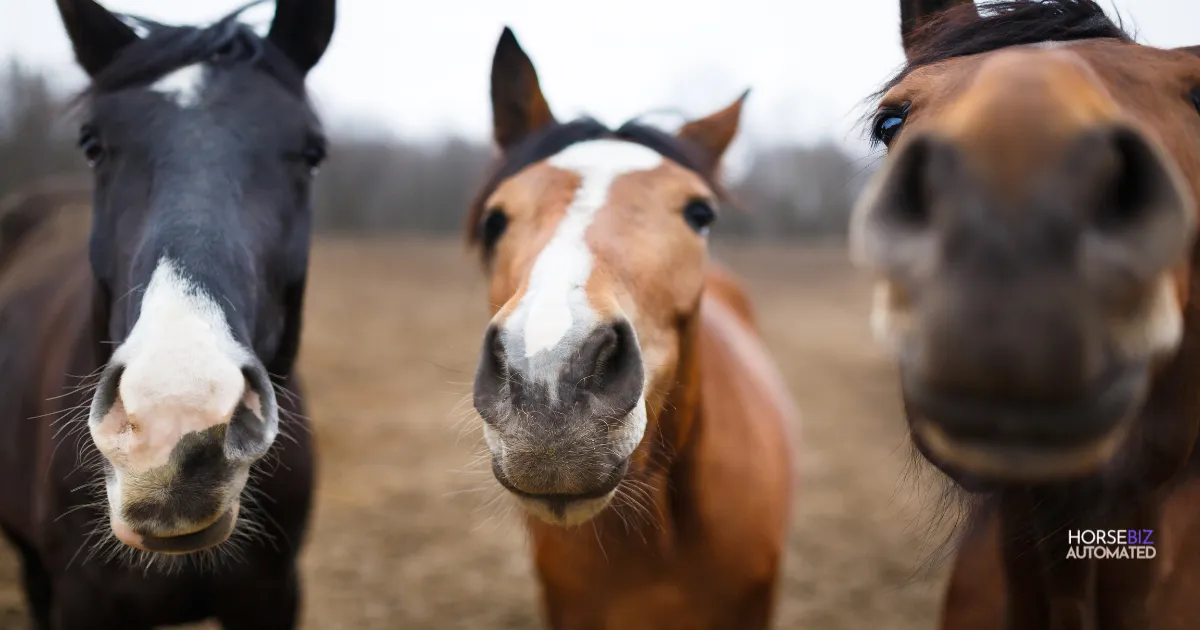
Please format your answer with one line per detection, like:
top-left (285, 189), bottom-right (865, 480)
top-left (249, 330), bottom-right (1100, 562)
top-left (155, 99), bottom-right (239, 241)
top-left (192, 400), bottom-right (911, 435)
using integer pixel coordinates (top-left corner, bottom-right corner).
top-left (0, 0), bottom-right (333, 627)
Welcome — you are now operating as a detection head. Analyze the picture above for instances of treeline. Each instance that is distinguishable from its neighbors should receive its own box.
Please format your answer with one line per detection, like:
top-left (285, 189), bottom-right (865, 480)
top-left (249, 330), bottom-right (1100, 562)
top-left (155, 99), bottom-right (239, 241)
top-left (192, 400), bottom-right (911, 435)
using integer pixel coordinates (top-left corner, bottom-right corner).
top-left (0, 61), bottom-right (82, 200)
top-left (0, 61), bottom-right (867, 239)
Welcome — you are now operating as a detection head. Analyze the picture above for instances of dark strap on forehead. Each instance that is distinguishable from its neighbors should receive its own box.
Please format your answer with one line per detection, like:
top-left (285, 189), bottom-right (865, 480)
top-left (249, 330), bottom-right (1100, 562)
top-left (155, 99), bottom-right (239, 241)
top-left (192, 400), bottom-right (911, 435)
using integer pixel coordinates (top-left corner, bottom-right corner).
top-left (613, 120), bottom-right (711, 178)
top-left (489, 117), bottom-right (711, 189)
top-left (488, 118), bottom-right (610, 187)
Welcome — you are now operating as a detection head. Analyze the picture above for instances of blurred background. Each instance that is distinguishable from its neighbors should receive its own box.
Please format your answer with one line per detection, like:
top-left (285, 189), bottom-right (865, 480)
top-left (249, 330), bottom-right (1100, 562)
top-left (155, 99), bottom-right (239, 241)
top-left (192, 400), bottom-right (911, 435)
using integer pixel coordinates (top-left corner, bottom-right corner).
top-left (0, 0), bottom-right (1195, 628)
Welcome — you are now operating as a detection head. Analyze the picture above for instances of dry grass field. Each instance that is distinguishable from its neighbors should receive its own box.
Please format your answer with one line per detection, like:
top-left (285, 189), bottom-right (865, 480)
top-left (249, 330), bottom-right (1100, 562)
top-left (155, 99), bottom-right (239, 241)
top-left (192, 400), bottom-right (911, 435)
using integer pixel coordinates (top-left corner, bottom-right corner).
top-left (0, 237), bottom-right (963, 629)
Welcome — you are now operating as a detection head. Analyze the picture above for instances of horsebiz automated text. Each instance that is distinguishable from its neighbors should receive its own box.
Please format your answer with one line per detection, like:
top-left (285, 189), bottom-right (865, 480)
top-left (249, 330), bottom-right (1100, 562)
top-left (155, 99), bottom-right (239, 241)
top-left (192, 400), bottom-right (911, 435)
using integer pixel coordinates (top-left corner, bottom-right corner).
top-left (1065, 529), bottom-right (1156, 560)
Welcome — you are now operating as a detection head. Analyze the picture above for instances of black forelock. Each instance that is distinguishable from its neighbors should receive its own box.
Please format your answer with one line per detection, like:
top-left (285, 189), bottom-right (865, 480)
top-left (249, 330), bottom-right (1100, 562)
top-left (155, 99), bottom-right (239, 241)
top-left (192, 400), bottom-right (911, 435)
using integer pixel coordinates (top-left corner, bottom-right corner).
top-left (466, 116), bottom-right (720, 247)
top-left (80, 1), bottom-right (306, 101)
top-left (878, 0), bottom-right (1131, 99)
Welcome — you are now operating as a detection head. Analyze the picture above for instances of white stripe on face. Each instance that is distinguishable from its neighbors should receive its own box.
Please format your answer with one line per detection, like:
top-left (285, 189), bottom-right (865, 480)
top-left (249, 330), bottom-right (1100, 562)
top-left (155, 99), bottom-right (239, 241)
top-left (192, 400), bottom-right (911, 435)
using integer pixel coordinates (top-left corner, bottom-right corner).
top-left (151, 64), bottom-right (207, 108)
top-left (91, 258), bottom-right (254, 473)
top-left (507, 139), bottom-right (663, 359)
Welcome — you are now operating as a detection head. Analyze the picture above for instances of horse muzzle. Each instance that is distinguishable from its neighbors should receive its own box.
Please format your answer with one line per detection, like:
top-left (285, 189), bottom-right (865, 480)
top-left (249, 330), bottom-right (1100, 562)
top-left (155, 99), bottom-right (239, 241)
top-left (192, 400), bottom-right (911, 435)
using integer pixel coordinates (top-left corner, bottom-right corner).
top-left (903, 360), bottom-right (1150, 484)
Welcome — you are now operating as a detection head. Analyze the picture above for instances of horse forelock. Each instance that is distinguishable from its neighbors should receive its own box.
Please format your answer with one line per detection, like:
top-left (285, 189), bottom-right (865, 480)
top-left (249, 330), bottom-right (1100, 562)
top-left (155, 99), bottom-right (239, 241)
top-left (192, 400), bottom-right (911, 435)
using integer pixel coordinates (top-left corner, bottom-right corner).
top-left (78, 3), bottom-right (307, 105)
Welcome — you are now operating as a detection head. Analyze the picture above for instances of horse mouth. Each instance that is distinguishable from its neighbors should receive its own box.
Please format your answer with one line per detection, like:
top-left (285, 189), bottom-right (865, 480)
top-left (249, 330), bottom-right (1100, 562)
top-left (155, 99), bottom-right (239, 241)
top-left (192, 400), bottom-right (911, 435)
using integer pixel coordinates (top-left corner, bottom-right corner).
top-left (903, 363), bottom-right (1149, 482)
top-left (111, 503), bottom-right (239, 555)
top-left (491, 457), bottom-right (627, 526)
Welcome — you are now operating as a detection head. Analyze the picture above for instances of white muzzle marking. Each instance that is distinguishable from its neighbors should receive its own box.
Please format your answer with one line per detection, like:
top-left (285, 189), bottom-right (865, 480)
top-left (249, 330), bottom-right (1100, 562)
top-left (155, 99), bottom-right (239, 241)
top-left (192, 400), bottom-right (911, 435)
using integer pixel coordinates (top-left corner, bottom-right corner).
top-left (90, 257), bottom-right (252, 475)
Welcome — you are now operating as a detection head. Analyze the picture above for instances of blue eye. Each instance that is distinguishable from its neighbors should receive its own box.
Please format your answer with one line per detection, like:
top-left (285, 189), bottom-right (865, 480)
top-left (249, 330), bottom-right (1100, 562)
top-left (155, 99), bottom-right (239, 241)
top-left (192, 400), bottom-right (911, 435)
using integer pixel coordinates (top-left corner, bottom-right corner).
top-left (873, 106), bottom-right (909, 147)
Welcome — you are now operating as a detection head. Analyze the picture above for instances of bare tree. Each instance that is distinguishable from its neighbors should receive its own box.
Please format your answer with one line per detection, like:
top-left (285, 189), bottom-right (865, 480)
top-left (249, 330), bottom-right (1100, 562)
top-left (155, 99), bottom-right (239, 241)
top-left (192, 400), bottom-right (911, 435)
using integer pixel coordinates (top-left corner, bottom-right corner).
top-left (725, 142), bottom-right (871, 239)
top-left (0, 59), bottom-right (84, 202)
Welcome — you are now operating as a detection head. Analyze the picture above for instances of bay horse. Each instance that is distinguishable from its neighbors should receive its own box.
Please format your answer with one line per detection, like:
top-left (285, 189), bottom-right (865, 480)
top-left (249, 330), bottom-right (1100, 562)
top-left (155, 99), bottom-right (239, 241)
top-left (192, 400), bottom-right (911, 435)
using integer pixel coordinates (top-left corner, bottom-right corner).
top-left (0, 0), bottom-right (333, 627)
top-left (466, 28), bottom-right (798, 630)
top-left (851, 1), bottom-right (1200, 628)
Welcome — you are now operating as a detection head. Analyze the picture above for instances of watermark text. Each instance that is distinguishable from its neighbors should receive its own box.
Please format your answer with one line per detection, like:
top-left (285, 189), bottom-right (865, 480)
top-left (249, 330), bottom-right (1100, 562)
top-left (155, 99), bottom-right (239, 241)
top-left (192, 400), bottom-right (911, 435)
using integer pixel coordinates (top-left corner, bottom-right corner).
top-left (1066, 529), bottom-right (1155, 560)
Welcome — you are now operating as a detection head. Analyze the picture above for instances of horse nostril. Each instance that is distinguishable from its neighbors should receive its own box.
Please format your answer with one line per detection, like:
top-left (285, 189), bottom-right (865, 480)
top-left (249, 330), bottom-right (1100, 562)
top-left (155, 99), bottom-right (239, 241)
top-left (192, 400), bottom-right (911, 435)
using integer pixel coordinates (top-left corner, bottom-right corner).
top-left (579, 326), bottom-right (619, 385)
top-left (488, 325), bottom-right (506, 374)
top-left (92, 363), bottom-right (125, 418)
top-left (850, 133), bottom-right (965, 275)
top-left (573, 321), bottom-right (643, 400)
top-left (225, 363), bottom-right (277, 462)
top-left (1065, 125), bottom-right (1196, 295)
top-left (1081, 126), bottom-right (1190, 235)
top-left (874, 134), bottom-right (955, 233)
top-left (473, 325), bottom-right (510, 424)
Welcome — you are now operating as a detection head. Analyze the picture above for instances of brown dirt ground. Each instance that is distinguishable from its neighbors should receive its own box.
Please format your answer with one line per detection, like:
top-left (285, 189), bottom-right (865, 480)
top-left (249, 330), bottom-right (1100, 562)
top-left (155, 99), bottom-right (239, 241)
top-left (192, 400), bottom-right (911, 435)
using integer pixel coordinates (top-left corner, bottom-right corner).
top-left (0, 238), bottom-right (963, 629)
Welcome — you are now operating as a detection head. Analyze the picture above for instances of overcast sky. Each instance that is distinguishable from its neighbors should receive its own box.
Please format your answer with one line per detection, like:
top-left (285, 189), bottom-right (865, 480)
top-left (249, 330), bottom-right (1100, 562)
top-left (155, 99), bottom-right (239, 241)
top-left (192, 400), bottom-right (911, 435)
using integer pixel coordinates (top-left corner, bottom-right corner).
top-left (2, 0), bottom-right (1197, 158)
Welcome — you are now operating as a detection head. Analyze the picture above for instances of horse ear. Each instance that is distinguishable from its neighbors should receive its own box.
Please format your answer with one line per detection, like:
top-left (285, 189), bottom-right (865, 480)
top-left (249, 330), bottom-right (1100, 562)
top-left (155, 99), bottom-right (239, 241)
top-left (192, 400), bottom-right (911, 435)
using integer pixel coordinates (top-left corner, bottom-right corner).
top-left (491, 27), bottom-right (557, 152)
top-left (900, 0), bottom-right (977, 59)
top-left (55, 0), bottom-right (139, 78)
top-left (676, 89), bottom-right (749, 176)
top-left (269, 0), bottom-right (336, 75)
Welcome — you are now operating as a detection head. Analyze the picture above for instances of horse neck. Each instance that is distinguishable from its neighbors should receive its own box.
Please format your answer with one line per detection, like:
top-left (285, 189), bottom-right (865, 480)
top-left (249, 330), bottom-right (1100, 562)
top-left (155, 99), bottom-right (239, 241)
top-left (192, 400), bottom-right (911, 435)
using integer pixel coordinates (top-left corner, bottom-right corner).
top-left (654, 310), bottom-right (705, 465)
top-left (38, 268), bottom-right (104, 406)
top-left (28, 268), bottom-right (105, 516)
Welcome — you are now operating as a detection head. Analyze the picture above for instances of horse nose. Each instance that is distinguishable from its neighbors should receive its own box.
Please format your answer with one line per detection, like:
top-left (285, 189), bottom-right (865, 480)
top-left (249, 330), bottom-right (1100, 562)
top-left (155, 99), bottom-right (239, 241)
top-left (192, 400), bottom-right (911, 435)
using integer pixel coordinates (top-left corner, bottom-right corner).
top-left (474, 319), bottom-right (644, 427)
top-left (857, 125), bottom-right (1193, 280)
top-left (474, 318), bottom-right (644, 501)
top-left (853, 124), bottom-right (1194, 398)
top-left (90, 358), bottom-right (278, 469)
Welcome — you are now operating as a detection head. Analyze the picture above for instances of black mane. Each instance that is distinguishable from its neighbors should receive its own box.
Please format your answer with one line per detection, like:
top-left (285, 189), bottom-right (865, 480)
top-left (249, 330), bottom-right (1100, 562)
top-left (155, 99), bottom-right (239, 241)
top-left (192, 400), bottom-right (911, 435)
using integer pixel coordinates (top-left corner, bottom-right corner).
top-left (467, 117), bottom-right (721, 247)
top-left (881, 0), bottom-right (1131, 97)
top-left (82, 1), bottom-right (305, 100)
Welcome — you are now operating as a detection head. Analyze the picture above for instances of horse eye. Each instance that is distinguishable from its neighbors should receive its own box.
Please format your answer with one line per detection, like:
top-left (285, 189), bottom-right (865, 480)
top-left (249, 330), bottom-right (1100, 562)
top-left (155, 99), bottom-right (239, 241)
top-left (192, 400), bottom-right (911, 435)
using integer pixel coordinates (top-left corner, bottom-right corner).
top-left (301, 139), bottom-right (327, 174)
top-left (78, 127), bottom-right (105, 168)
top-left (1191, 89), bottom-right (1200, 115)
top-left (480, 208), bottom-right (508, 250)
top-left (682, 200), bottom-right (716, 235)
top-left (872, 105), bottom-right (910, 147)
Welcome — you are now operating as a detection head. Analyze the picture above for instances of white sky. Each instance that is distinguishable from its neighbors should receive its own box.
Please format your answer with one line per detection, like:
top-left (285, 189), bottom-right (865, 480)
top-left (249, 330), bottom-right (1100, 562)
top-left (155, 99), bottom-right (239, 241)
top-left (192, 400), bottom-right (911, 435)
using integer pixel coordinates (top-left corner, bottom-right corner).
top-left (1, 0), bottom-right (1197, 159)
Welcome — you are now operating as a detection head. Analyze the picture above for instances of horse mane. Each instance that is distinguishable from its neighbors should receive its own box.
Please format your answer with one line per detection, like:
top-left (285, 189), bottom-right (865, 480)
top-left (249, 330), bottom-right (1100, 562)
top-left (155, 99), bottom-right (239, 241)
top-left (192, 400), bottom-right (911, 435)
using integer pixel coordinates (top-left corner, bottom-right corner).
top-left (879, 0), bottom-right (1131, 99)
top-left (80, 1), bottom-right (306, 101)
top-left (465, 117), bottom-right (726, 253)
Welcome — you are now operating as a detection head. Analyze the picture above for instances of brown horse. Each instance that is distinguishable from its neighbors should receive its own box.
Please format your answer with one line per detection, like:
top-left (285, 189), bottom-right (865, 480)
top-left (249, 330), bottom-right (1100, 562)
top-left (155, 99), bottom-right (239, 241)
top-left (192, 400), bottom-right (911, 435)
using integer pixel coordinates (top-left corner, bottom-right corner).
top-left (466, 28), bottom-right (798, 630)
top-left (0, 0), bottom-right (333, 627)
top-left (852, 1), bottom-right (1200, 628)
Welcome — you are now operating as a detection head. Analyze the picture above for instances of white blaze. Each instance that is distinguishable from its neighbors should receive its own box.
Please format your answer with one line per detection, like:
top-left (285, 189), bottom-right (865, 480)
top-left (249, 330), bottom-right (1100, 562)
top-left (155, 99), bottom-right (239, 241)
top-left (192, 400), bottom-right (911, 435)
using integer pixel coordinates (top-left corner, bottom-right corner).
top-left (512, 140), bottom-right (663, 357)
top-left (1027, 40), bottom-right (1076, 50)
top-left (151, 64), bottom-right (207, 108)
